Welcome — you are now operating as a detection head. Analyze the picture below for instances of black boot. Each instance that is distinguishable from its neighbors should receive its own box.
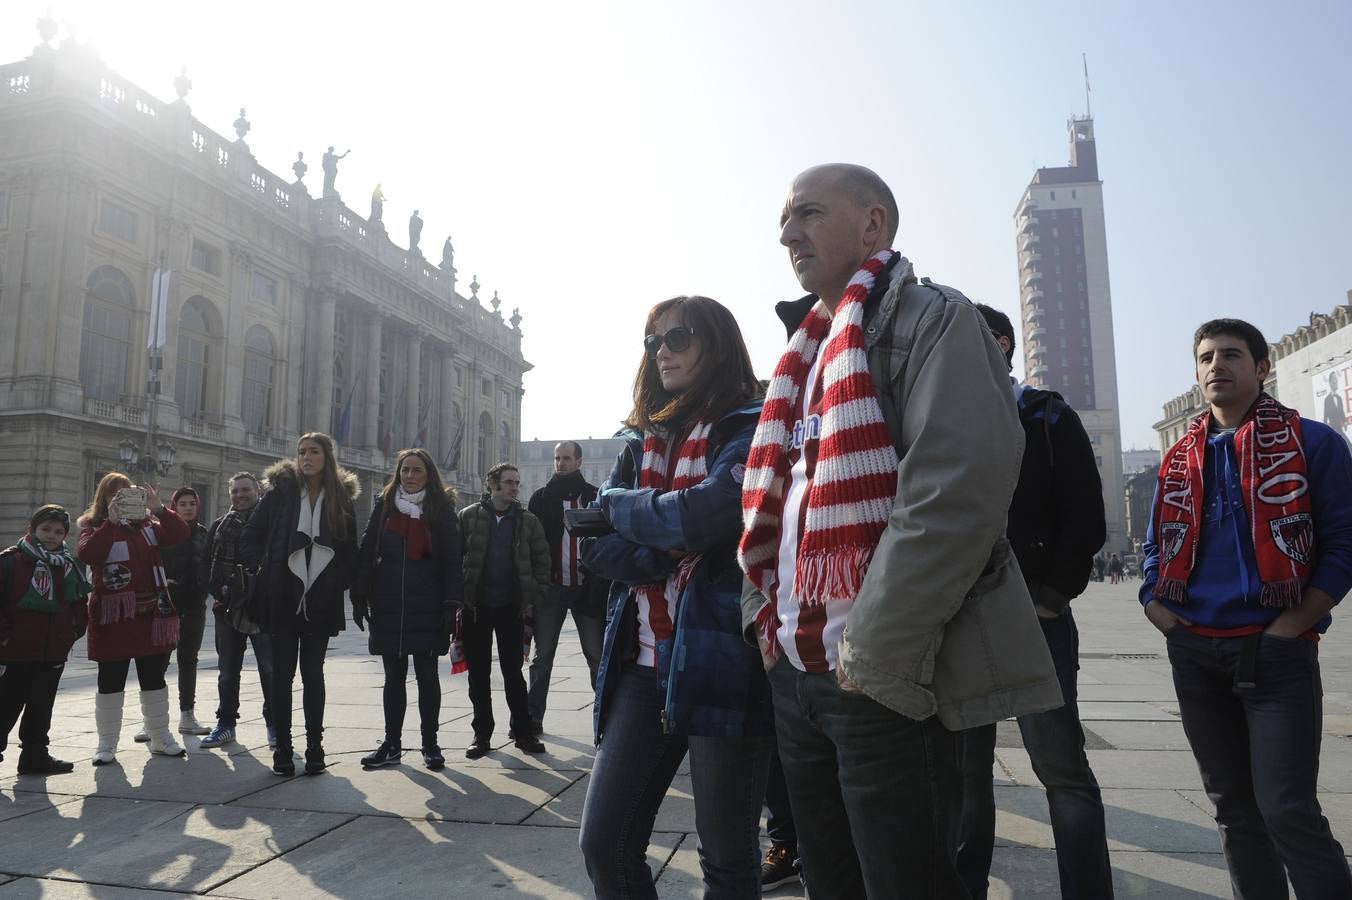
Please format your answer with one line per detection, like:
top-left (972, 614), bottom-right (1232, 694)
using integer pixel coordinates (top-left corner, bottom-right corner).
top-left (421, 745), bottom-right (445, 770)
top-left (17, 753), bottom-right (76, 775)
top-left (304, 740), bottom-right (327, 775)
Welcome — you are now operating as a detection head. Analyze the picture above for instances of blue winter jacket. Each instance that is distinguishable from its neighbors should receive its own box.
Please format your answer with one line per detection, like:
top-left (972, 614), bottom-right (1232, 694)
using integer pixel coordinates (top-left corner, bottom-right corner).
top-left (1140, 417), bottom-right (1352, 632)
top-left (583, 402), bottom-right (774, 743)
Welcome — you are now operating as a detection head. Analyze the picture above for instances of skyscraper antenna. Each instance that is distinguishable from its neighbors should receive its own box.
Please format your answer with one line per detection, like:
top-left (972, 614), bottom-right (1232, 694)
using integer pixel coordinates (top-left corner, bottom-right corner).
top-left (1082, 52), bottom-right (1092, 117)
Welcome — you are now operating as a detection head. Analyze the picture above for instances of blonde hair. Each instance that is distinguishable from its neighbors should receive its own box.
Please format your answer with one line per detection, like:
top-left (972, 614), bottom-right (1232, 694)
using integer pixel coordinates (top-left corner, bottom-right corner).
top-left (83, 472), bottom-right (132, 527)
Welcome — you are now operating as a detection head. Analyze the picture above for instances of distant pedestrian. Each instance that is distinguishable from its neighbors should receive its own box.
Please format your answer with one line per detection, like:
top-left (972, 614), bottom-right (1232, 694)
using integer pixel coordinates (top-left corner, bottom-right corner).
top-left (239, 433), bottom-right (359, 777)
top-left (0, 505), bottom-right (90, 775)
top-left (77, 475), bottom-right (189, 765)
top-left (353, 449), bottom-right (463, 771)
top-left (579, 294), bottom-right (774, 899)
top-left (199, 472), bottom-right (275, 750)
top-left (159, 487), bottom-right (210, 737)
top-left (525, 440), bottom-right (605, 734)
top-left (458, 463), bottom-right (551, 759)
top-left (1108, 553), bottom-right (1124, 584)
top-left (1141, 318), bottom-right (1352, 897)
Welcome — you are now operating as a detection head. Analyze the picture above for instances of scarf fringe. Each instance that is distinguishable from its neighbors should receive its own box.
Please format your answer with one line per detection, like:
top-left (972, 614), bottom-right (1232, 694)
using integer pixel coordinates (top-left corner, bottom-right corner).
top-left (97, 591), bottom-right (138, 624)
top-left (1153, 577), bottom-right (1189, 604)
top-left (151, 613), bottom-right (180, 648)
top-left (1261, 580), bottom-right (1303, 608)
top-left (793, 546), bottom-right (876, 606)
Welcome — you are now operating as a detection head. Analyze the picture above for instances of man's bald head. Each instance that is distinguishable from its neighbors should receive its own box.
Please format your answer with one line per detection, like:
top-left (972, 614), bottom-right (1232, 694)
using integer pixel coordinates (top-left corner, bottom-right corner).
top-left (794, 164), bottom-right (899, 245)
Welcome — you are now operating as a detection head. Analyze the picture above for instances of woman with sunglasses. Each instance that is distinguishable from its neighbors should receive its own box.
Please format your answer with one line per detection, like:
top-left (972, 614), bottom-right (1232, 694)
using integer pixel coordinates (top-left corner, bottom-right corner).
top-left (579, 296), bottom-right (774, 900)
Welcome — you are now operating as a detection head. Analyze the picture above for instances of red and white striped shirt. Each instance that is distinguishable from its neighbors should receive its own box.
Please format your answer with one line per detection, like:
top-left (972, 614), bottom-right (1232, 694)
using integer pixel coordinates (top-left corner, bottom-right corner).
top-left (555, 496), bottom-right (584, 587)
top-left (769, 352), bottom-right (853, 673)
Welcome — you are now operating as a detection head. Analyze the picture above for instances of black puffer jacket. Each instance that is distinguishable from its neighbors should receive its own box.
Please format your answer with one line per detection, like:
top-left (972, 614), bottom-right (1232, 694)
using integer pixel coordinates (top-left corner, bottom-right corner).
top-left (161, 520), bottom-right (209, 616)
top-left (238, 459), bottom-right (360, 636)
top-left (1007, 385), bottom-right (1107, 610)
top-left (353, 498), bottom-right (464, 656)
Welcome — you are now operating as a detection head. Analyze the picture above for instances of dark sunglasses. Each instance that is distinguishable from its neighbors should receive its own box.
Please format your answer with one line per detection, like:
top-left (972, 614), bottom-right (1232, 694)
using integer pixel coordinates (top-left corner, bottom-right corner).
top-left (644, 326), bottom-right (696, 359)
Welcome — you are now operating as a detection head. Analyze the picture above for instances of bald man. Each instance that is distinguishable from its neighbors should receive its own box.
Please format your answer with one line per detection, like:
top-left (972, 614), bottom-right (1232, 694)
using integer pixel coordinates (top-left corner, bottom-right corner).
top-left (739, 164), bottom-right (1061, 899)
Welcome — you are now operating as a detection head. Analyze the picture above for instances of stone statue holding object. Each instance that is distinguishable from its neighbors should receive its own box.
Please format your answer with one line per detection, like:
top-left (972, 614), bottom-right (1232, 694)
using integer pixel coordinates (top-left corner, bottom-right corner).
top-left (441, 236), bottom-right (455, 270)
top-left (321, 146), bottom-right (350, 198)
top-left (370, 184), bottom-right (385, 225)
top-left (409, 209), bottom-right (424, 255)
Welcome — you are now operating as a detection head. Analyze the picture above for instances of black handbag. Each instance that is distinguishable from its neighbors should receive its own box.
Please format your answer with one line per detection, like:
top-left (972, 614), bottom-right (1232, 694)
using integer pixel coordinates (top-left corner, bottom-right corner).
top-left (236, 509), bottom-right (277, 634)
top-left (227, 564), bottom-right (261, 636)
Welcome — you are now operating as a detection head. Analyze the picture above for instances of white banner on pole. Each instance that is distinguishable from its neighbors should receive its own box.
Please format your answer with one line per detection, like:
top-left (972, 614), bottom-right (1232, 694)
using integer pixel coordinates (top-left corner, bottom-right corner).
top-left (147, 269), bottom-right (170, 350)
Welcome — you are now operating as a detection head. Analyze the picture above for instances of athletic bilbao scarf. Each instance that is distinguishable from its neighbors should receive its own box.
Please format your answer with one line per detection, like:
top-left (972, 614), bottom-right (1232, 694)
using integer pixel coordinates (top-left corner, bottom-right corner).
top-left (16, 537), bottom-right (90, 613)
top-left (635, 422), bottom-right (715, 621)
top-left (1153, 394), bottom-right (1312, 607)
top-left (739, 250), bottom-right (901, 615)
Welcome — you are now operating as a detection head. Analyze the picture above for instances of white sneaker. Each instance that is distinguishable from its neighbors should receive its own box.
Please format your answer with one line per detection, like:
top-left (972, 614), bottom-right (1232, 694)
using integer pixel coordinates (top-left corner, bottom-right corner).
top-left (133, 729), bottom-right (149, 743)
top-left (178, 710), bottom-right (210, 735)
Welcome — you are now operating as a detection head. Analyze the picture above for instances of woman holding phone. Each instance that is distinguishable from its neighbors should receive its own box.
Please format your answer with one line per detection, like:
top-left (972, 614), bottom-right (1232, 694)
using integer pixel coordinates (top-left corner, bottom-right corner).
top-left (77, 473), bottom-right (189, 765)
top-left (578, 296), bottom-right (774, 899)
top-left (239, 432), bottom-right (359, 776)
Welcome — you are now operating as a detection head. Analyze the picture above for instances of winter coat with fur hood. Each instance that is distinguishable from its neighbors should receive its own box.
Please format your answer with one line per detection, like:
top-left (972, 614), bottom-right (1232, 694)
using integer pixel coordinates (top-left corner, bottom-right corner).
top-left (238, 459), bottom-right (360, 636)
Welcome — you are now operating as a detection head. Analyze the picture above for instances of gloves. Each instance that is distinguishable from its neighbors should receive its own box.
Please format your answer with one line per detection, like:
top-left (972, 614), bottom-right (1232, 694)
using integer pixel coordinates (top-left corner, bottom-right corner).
top-left (352, 598), bottom-right (369, 632)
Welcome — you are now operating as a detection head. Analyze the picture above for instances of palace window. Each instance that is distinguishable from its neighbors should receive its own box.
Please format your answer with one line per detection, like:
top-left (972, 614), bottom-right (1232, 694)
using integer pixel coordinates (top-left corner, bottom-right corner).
top-left (190, 239), bottom-right (221, 276)
top-left (175, 297), bottom-right (213, 417)
top-left (242, 325), bottom-right (275, 434)
top-left (251, 270), bottom-right (277, 305)
top-left (97, 200), bottom-right (138, 244)
top-left (79, 266), bottom-right (136, 402)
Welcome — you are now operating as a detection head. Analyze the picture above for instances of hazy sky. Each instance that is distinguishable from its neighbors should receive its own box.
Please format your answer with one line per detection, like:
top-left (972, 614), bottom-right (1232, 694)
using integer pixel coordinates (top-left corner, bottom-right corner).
top-left (4, 1), bottom-right (1349, 450)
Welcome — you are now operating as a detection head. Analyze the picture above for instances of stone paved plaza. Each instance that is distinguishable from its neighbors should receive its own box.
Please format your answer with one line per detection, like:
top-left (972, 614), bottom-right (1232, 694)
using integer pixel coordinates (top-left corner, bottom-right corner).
top-left (0, 581), bottom-right (1349, 898)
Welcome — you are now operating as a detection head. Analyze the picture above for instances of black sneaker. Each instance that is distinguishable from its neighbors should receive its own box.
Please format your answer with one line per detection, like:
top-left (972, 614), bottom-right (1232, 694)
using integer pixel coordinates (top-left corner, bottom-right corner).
top-left (761, 845), bottom-right (800, 891)
top-left (304, 746), bottom-right (327, 775)
top-left (17, 754), bottom-right (75, 776)
top-left (361, 740), bottom-right (402, 769)
top-left (465, 735), bottom-right (492, 760)
top-left (422, 745), bottom-right (445, 770)
top-left (514, 735), bottom-right (546, 754)
top-left (272, 750), bottom-right (296, 776)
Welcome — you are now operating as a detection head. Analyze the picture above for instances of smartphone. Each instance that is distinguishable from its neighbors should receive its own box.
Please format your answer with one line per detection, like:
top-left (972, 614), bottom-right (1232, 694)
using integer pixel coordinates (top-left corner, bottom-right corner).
top-left (115, 486), bottom-right (149, 522)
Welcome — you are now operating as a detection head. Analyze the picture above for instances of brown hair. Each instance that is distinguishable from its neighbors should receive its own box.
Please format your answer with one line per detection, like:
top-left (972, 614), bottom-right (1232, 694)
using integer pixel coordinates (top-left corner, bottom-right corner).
top-left (484, 462), bottom-right (519, 487)
top-left (82, 472), bottom-right (132, 527)
top-left (624, 296), bottom-right (759, 434)
top-left (29, 504), bottom-right (71, 535)
top-left (296, 432), bottom-right (357, 539)
top-left (380, 448), bottom-right (450, 524)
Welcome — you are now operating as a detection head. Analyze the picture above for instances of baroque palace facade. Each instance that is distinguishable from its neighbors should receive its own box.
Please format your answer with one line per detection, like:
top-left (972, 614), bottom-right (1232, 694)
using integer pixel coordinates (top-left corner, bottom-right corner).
top-left (0, 31), bottom-right (530, 537)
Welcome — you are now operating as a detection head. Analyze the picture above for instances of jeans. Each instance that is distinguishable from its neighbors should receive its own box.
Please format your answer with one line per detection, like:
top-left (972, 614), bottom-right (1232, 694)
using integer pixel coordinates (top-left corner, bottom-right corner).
top-left (462, 604), bottom-right (532, 739)
top-left (766, 739), bottom-right (798, 852)
top-left (176, 605), bottom-right (207, 711)
top-left (579, 663), bottom-right (772, 899)
top-left (769, 657), bottom-right (966, 900)
top-left (0, 661), bottom-right (64, 757)
top-left (382, 652), bottom-right (441, 747)
top-left (270, 629), bottom-right (329, 752)
top-left (213, 609), bottom-right (274, 728)
top-left (957, 609), bottom-right (1112, 900)
top-left (1167, 628), bottom-right (1352, 899)
top-left (527, 583), bottom-right (604, 725)
top-left (96, 653), bottom-right (170, 694)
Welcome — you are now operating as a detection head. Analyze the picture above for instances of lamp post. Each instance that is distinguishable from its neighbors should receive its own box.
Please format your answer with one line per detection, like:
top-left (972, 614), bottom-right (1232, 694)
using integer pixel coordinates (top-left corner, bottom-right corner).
top-left (118, 435), bottom-right (176, 477)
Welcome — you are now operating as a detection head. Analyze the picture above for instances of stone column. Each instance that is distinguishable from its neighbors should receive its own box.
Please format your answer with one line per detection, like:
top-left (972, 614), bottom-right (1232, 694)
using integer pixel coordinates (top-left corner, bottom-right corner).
top-left (404, 336), bottom-right (422, 449)
top-left (221, 245), bottom-right (250, 439)
top-left (306, 291), bottom-right (337, 434)
top-left (439, 350), bottom-right (456, 471)
top-left (360, 313), bottom-right (383, 449)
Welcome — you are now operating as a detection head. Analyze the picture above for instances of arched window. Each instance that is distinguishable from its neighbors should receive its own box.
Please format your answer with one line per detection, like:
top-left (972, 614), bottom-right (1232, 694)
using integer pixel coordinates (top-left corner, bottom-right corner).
top-left (175, 298), bottom-right (212, 418)
top-left (445, 401), bottom-right (463, 471)
top-left (242, 325), bottom-right (275, 434)
top-left (79, 266), bottom-right (135, 402)
top-left (499, 421), bottom-right (512, 463)
top-left (478, 411), bottom-right (493, 477)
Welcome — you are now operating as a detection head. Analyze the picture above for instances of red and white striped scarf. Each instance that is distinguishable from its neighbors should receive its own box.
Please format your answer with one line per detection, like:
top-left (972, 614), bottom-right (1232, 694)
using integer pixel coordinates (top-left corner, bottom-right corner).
top-left (739, 250), bottom-right (900, 620)
top-left (634, 421), bottom-right (715, 641)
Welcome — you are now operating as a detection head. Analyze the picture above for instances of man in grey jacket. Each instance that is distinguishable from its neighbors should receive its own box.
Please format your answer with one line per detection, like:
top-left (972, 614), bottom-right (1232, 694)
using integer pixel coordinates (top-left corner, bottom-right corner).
top-left (741, 164), bottom-right (1061, 899)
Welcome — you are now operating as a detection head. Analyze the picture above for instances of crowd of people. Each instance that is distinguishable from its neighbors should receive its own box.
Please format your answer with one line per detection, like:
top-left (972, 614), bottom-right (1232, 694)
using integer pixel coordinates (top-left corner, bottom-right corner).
top-left (1, 162), bottom-right (1348, 899)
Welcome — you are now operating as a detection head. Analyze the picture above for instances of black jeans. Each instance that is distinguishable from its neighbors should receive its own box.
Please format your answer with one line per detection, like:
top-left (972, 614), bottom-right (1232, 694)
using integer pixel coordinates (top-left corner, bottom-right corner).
top-left (1167, 628), bottom-right (1352, 899)
top-left (769, 657), bottom-right (966, 900)
top-left (0, 661), bottom-right (65, 758)
top-left (766, 739), bottom-right (798, 853)
top-left (96, 653), bottom-right (170, 694)
top-left (270, 630), bottom-right (329, 752)
top-left (462, 604), bottom-right (532, 739)
top-left (382, 652), bottom-right (441, 747)
top-left (957, 609), bottom-right (1112, 900)
top-left (213, 609), bottom-right (274, 727)
top-left (176, 604), bottom-right (206, 711)
top-left (579, 663), bottom-right (773, 899)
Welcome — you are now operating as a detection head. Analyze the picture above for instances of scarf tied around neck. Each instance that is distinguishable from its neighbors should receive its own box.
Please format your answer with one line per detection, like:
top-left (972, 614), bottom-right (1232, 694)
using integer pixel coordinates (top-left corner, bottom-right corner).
top-left (16, 536), bottom-right (90, 613)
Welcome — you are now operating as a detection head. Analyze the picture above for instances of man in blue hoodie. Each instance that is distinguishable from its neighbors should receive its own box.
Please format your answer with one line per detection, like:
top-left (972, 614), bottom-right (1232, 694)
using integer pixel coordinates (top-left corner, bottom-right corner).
top-left (1142, 318), bottom-right (1352, 898)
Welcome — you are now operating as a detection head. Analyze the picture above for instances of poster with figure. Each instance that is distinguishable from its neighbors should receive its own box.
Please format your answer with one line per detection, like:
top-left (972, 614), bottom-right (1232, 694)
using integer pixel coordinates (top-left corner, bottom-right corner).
top-left (1311, 361), bottom-right (1352, 445)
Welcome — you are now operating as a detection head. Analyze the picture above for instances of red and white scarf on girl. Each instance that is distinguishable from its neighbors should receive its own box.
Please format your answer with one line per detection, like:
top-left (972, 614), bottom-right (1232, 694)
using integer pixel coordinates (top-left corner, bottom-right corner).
top-left (633, 421), bottom-right (715, 663)
top-left (99, 521), bottom-right (180, 648)
top-left (1153, 393), bottom-right (1312, 607)
top-left (738, 250), bottom-right (900, 663)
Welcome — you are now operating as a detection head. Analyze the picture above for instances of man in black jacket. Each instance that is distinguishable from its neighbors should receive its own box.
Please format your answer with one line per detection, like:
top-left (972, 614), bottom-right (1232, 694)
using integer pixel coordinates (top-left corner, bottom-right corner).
top-left (525, 441), bottom-right (605, 732)
top-left (959, 305), bottom-right (1112, 900)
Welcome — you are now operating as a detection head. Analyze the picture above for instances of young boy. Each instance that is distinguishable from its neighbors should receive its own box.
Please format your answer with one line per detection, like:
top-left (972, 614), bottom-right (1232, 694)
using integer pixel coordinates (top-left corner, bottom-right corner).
top-left (0, 505), bottom-right (91, 775)
top-left (1142, 319), bottom-right (1352, 896)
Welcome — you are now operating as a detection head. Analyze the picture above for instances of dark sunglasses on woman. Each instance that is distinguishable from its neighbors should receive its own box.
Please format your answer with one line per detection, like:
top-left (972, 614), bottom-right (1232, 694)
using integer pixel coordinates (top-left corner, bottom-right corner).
top-left (644, 326), bottom-right (696, 359)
